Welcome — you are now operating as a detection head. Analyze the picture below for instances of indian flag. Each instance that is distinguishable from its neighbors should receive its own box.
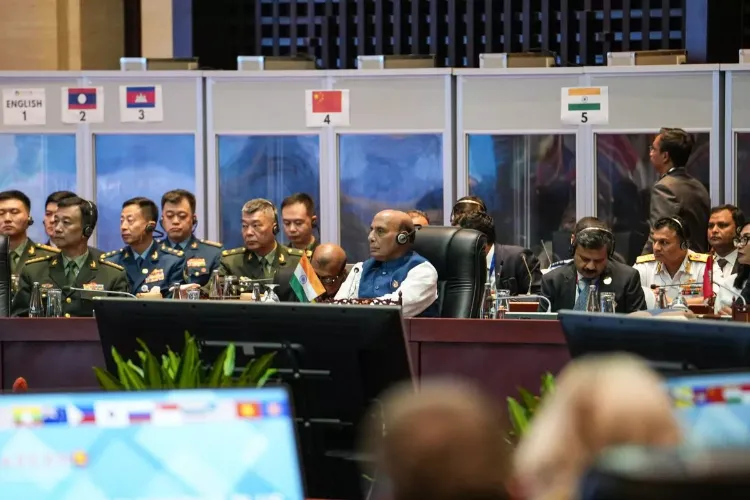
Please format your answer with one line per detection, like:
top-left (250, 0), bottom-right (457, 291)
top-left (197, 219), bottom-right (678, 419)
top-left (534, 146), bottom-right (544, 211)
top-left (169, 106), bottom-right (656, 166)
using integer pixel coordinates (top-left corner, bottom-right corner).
top-left (290, 254), bottom-right (325, 302)
top-left (567, 87), bottom-right (602, 111)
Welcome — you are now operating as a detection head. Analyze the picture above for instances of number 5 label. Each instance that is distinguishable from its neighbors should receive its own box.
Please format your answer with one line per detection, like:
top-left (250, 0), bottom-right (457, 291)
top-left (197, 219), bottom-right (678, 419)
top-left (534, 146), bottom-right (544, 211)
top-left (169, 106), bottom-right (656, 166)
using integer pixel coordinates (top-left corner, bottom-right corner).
top-left (561, 87), bottom-right (609, 126)
top-left (2, 88), bottom-right (46, 126)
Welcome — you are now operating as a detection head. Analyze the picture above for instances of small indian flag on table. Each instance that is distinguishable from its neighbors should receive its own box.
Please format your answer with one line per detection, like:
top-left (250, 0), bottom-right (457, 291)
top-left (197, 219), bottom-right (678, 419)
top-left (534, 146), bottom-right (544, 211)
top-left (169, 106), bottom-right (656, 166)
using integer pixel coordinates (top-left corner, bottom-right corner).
top-left (290, 254), bottom-right (326, 302)
top-left (561, 86), bottom-right (609, 125)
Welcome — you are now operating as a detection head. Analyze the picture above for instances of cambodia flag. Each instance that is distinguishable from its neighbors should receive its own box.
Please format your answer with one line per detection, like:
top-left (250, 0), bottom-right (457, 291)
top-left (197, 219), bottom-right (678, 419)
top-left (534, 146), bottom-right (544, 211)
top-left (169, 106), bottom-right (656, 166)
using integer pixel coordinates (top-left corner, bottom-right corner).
top-left (311, 90), bottom-right (342, 113)
top-left (126, 86), bottom-right (156, 108)
top-left (67, 88), bottom-right (97, 110)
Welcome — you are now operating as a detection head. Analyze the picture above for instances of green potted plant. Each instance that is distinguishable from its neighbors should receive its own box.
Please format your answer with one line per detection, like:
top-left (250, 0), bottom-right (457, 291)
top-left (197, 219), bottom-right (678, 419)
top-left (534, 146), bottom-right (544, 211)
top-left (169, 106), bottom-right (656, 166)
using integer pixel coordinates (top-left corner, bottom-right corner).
top-left (93, 331), bottom-right (277, 390)
top-left (506, 372), bottom-right (555, 443)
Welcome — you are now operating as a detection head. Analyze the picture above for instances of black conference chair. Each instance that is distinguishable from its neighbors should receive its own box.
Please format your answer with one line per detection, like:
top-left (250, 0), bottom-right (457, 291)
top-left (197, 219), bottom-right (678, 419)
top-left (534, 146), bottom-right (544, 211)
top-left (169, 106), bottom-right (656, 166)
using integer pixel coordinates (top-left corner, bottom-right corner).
top-left (0, 235), bottom-right (10, 317)
top-left (413, 226), bottom-right (487, 318)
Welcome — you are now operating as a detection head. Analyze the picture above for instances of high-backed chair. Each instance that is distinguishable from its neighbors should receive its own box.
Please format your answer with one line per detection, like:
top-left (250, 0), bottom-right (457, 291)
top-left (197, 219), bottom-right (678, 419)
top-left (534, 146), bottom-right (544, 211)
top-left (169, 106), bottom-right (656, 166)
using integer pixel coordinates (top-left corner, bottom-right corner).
top-left (0, 235), bottom-right (10, 317)
top-left (412, 226), bottom-right (487, 318)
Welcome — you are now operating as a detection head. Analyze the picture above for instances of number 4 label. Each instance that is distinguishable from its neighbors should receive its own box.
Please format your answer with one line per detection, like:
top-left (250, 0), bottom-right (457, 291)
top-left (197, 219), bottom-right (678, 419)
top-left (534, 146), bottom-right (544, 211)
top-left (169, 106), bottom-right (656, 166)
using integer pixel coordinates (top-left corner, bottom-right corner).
top-left (61, 87), bottom-right (104, 124)
top-left (306, 90), bottom-right (350, 127)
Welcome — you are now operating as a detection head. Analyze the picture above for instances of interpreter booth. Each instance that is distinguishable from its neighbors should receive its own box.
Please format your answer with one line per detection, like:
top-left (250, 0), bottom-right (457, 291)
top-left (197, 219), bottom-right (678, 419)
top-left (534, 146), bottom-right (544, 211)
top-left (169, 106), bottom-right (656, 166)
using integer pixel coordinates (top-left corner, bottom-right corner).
top-left (454, 65), bottom-right (722, 266)
top-left (0, 71), bottom-right (205, 253)
top-left (723, 64), bottom-right (750, 216)
top-left (203, 68), bottom-right (454, 262)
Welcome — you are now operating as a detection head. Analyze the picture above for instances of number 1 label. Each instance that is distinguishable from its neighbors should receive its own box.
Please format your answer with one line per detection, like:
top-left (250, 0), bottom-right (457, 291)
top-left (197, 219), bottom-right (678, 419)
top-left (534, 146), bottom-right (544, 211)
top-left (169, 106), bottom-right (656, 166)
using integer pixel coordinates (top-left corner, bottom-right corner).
top-left (2, 88), bottom-right (47, 126)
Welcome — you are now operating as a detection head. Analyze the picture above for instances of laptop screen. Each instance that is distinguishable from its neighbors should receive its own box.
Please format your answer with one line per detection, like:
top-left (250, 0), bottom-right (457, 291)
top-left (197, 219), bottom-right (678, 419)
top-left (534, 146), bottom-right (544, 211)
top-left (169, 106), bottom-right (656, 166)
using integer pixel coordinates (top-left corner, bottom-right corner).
top-left (0, 386), bottom-right (305, 500)
top-left (665, 372), bottom-right (750, 447)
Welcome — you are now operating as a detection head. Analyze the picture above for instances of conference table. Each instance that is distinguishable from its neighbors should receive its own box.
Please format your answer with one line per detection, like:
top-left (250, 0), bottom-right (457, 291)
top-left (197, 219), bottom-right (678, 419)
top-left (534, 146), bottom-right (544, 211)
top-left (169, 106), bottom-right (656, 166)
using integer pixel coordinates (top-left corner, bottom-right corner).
top-left (0, 318), bottom-right (569, 403)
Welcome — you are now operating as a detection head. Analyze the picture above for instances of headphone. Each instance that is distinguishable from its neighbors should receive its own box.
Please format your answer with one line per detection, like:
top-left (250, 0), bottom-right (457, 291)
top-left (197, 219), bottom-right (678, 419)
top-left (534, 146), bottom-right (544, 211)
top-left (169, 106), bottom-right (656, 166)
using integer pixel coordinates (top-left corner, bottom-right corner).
top-left (145, 221), bottom-right (156, 233)
top-left (27, 215), bottom-right (34, 226)
top-left (657, 216), bottom-right (690, 250)
top-left (82, 200), bottom-right (98, 238)
top-left (570, 226), bottom-right (616, 258)
top-left (251, 199), bottom-right (279, 235)
top-left (396, 228), bottom-right (417, 246)
top-left (450, 198), bottom-right (487, 224)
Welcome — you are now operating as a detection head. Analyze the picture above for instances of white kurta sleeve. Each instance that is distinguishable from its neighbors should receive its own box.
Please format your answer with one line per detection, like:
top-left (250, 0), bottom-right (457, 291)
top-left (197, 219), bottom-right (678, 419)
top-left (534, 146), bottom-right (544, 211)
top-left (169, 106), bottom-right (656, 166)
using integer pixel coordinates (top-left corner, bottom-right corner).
top-left (376, 261), bottom-right (439, 317)
top-left (334, 263), bottom-right (363, 300)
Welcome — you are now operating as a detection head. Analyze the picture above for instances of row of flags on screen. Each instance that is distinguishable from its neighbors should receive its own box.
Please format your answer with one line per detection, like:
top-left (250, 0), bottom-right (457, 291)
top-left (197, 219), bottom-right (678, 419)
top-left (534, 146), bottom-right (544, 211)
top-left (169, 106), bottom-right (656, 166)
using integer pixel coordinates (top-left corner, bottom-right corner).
top-left (5, 399), bottom-right (288, 428)
top-left (671, 384), bottom-right (750, 408)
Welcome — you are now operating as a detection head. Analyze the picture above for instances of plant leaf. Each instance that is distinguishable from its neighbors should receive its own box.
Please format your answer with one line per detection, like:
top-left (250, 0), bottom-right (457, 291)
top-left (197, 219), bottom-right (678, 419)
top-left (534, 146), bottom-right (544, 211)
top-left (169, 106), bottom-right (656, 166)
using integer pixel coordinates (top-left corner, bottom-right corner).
top-left (223, 343), bottom-right (236, 377)
top-left (206, 346), bottom-right (231, 388)
top-left (175, 334), bottom-right (200, 389)
top-left (541, 372), bottom-right (556, 397)
top-left (93, 367), bottom-right (124, 391)
top-left (517, 387), bottom-right (538, 413)
top-left (255, 368), bottom-right (277, 388)
top-left (237, 351), bottom-right (276, 387)
top-left (126, 360), bottom-right (145, 379)
top-left (507, 397), bottom-right (529, 437)
top-left (135, 338), bottom-right (163, 389)
top-left (111, 347), bottom-right (133, 390)
top-left (120, 360), bottom-right (146, 391)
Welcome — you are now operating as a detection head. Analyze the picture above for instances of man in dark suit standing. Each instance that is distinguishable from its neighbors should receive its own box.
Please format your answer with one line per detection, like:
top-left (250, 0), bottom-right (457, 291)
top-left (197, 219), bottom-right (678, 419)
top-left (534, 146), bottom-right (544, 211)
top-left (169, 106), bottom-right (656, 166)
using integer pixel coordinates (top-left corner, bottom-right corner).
top-left (455, 211), bottom-right (542, 295)
top-left (644, 127), bottom-right (710, 253)
top-left (542, 217), bottom-right (646, 313)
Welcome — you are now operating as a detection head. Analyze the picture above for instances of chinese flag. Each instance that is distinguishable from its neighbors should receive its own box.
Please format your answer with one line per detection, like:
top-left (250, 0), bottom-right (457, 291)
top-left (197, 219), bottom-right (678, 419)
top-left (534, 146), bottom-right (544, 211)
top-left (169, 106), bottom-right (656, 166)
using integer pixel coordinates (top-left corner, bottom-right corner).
top-left (312, 91), bottom-right (342, 113)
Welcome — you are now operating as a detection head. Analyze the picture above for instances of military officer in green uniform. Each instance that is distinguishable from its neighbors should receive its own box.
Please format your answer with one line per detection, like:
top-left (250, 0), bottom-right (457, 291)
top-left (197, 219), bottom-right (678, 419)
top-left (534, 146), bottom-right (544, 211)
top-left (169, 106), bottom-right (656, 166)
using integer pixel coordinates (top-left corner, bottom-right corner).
top-left (11, 197), bottom-right (129, 317)
top-left (0, 190), bottom-right (60, 295)
top-left (219, 198), bottom-right (303, 284)
top-left (281, 193), bottom-right (320, 260)
top-left (158, 189), bottom-right (223, 287)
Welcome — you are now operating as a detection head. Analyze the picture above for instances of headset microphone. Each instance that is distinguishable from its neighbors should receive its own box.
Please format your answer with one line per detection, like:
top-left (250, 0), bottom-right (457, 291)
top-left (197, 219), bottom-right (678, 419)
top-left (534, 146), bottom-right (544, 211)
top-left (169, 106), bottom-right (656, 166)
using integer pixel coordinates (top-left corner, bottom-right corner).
top-left (396, 229), bottom-right (417, 245)
top-left (27, 216), bottom-right (34, 226)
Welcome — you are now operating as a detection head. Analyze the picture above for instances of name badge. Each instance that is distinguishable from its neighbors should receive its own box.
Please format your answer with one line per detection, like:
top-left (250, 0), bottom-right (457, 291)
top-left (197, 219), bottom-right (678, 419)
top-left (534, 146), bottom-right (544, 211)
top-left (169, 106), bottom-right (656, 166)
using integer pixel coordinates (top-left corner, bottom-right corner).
top-left (83, 282), bottom-right (105, 291)
top-left (187, 258), bottom-right (207, 268)
top-left (145, 268), bottom-right (165, 284)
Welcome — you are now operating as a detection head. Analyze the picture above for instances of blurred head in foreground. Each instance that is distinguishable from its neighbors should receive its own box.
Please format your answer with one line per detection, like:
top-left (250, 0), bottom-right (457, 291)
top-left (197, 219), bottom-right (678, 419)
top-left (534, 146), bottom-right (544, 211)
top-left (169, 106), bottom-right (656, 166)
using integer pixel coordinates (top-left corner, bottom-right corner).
top-left (363, 378), bottom-right (511, 500)
top-left (514, 354), bottom-right (682, 500)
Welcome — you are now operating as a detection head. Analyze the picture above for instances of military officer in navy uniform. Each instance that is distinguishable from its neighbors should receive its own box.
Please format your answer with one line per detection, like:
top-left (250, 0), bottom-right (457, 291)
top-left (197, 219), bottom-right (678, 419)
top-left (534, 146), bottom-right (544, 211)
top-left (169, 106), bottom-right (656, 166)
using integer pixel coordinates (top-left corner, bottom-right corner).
top-left (219, 198), bottom-right (303, 285)
top-left (102, 197), bottom-right (185, 297)
top-left (12, 197), bottom-right (129, 317)
top-left (157, 189), bottom-right (222, 286)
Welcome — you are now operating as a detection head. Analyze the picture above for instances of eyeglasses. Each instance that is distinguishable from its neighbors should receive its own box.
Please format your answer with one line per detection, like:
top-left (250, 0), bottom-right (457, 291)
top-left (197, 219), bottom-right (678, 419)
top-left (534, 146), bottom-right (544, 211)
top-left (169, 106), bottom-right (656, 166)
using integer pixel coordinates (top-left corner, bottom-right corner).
top-left (317, 267), bottom-right (345, 285)
top-left (734, 235), bottom-right (750, 247)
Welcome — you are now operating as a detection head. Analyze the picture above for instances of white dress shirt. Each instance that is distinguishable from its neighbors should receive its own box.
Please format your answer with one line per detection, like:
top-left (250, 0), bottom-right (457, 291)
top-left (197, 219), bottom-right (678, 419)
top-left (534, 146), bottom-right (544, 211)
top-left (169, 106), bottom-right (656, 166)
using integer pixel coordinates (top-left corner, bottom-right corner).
top-left (486, 243), bottom-right (495, 289)
top-left (713, 249), bottom-right (739, 313)
top-left (335, 260), bottom-right (438, 318)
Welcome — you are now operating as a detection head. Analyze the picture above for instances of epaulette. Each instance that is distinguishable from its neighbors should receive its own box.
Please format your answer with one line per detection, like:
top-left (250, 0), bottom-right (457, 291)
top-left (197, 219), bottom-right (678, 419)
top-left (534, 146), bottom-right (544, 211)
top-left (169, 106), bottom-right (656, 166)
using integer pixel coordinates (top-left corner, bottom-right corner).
top-left (100, 248), bottom-right (123, 259)
top-left (35, 243), bottom-right (60, 254)
top-left (688, 252), bottom-right (709, 263)
top-left (101, 260), bottom-right (125, 271)
top-left (636, 254), bottom-right (656, 264)
top-left (161, 246), bottom-right (184, 257)
top-left (305, 249), bottom-right (313, 259)
top-left (222, 247), bottom-right (245, 257)
top-left (25, 255), bottom-right (53, 265)
top-left (287, 248), bottom-right (304, 256)
top-left (549, 259), bottom-right (572, 268)
top-left (200, 239), bottom-right (223, 248)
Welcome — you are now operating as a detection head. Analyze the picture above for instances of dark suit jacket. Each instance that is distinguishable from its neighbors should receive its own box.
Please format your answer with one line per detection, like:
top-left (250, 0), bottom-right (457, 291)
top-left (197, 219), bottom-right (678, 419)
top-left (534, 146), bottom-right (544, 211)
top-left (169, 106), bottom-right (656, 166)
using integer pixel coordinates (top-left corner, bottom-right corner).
top-left (274, 264), bottom-right (299, 302)
top-left (644, 168), bottom-right (710, 253)
top-left (494, 244), bottom-right (542, 295)
top-left (541, 261), bottom-right (647, 313)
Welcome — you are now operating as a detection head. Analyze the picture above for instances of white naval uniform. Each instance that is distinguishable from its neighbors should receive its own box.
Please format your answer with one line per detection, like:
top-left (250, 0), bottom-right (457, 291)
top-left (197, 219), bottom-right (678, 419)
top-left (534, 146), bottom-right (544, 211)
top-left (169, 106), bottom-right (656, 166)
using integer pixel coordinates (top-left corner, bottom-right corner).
top-left (633, 251), bottom-right (709, 306)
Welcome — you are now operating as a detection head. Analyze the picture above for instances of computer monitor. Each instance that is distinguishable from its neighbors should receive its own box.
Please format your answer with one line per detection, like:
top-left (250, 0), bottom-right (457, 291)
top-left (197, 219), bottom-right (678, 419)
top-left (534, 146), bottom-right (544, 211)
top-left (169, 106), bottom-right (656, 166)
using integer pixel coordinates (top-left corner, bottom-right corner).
top-left (93, 299), bottom-right (412, 500)
top-left (559, 310), bottom-right (750, 372)
top-left (0, 386), bottom-right (304, 500)
top-left (665, 371), bottom-right (750, 447)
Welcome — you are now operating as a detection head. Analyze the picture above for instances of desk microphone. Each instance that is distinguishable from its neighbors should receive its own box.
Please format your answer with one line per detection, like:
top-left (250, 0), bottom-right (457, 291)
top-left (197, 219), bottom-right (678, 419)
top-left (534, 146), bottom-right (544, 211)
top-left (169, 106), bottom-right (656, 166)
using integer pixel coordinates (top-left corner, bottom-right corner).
top-left (521, 254), bottom-right (533, 295)
top-left (346, 267), bottom-right (360, 298)
top-left (507, 294), bottom-right (552, 313)
top-left (540, 239), bottom-right (553, 269)
top-left (62, 286), bottom-right (137, 299)
top-left (712, 280), bottom-right (747, 307)
top-left (649, 283), bottom-right (702, 291)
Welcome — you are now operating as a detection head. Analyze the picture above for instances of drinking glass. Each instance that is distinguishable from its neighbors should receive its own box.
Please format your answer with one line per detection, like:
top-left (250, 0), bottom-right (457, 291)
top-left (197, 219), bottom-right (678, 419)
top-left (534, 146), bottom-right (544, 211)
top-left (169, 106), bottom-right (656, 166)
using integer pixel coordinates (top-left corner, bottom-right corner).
top-left (599, 292), bottom-right (616, 313)
top-left (46, 289), bottom-right (63, 318)
top-left (495, 289), bottom-right (511, 319)
top-left (263, 284), bottom-right (281, 302)
top-left (186, 289), bottom-right (200, 300)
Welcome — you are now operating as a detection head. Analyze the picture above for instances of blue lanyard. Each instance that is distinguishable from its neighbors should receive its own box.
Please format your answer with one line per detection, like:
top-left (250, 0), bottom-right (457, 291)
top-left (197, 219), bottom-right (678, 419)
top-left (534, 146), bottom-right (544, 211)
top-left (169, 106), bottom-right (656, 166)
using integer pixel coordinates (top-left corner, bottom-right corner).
top-left (489, 251), bottom-right (495, 278)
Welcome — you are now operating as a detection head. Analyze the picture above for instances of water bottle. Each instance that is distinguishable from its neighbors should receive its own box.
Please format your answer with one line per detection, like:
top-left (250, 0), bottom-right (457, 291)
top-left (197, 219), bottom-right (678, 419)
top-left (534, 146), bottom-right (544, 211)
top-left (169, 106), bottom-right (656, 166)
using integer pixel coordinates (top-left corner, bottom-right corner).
top-left (656, 287), bottom-right (668, 309)
top-left (496, 289), bottom-right (511, 319)
top-left (480, 283), bottom-right (494, 319)
top-left (585, 284), bottom-right (600, 312)
top-left (208, 270), bottom-right (223, 300)
top-left (170, 282), bottom-right (182, 300)
top-left (252, 282), bottom-right (262, 302)
top-left (29, 282), bottom-right (44, 318)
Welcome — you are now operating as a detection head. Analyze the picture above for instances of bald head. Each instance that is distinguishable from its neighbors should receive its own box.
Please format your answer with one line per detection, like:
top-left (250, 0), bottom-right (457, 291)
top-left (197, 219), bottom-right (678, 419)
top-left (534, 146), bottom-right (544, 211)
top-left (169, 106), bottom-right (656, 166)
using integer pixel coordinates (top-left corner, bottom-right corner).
top-left (311, 243), bottom-right (347, 298)
top-left (369, 210), bottom-right (415, 261)
top-left (364, 379), bottom-right (511, 500)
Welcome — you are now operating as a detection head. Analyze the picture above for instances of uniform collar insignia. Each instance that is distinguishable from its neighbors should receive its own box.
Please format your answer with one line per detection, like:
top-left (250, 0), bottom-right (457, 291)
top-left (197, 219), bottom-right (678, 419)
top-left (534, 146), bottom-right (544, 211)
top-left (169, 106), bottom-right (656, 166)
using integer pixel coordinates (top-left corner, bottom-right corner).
top-left (151, 251), bottom-right (159, 261)
top-left (124, 251), bottom-right (130, 259)
top-left (191, 241), bottom-right (198, 249)
top-left (392, 279), bottom-right (399, 288)
top-left (28, 246), bottom-right (35, 256)
top-left (161, 244), bottom-right (167, 251)
top-left (278, 252), bottom-right (285, 264)
top-left (90, 260), bottom-right (97, 269)
top-left (51, 259), bottom-right (57, 266)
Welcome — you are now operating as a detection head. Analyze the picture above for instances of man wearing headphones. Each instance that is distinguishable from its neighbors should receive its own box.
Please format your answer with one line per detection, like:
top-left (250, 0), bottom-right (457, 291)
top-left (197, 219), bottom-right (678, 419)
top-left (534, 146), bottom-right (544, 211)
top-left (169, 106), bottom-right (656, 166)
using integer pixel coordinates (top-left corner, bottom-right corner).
top-left (220, 198), bottom-right (304, 282)
top-left (0, 190), bottom-right (60, 282)
top-left (634, 216), bottom-right (709, 305)
top-left (11, 197), bottom-right (129, 317)
top-left (541, 217), bottom-right (646, 313)
top-left (281, 193), bottom-right (319, 258)
top-left (335, 209), bottom-right (438, 317)
top-left (101, 197), bottom-right (186, 297)
top-left (450, 195), bottom-right (487, 226)
top-left (158, 189), bottom-right (222, 287)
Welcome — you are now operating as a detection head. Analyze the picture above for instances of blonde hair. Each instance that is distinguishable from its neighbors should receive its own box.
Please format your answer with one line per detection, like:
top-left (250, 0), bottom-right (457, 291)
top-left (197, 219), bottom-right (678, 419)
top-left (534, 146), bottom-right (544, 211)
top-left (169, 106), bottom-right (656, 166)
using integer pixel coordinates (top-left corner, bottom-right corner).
top-left (514, 354), bottom-right (681, 500)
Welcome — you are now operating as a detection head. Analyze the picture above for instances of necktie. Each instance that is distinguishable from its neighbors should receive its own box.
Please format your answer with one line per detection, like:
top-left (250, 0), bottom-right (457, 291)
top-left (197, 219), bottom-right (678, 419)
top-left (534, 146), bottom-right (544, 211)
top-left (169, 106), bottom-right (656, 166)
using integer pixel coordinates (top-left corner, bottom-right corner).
top-left (574, 278), bottom-right (592, 311)
top-left (718, 258), bottom-right (728, 271)
top-left (263, 260), bottom-right (272, 279)
top-left (67, 262), bottom-right (79, 285)
top-left (10, 253), bottom-right (19, 275)
top-left (136, 256), bottom-right (144, 268)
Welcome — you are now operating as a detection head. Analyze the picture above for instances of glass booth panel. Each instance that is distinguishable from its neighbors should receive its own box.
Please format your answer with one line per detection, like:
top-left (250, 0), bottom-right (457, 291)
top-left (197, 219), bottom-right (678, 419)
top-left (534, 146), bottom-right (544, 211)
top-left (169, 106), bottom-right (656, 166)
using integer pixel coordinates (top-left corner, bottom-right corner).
top-left (467, 134), bottom-right (576, 267)
top-left (218, 135), bottom-right (320, 249)
top-left (95, 134), bottom-right (196, 252)
top-left (0, 134), bottom-right (77, 243)
top-left (737, 133), bottom-right (750, 217)
top-left (339, 134), bottom-right (443, 262)
top-left (595, 133), bottom-right (710, 264)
